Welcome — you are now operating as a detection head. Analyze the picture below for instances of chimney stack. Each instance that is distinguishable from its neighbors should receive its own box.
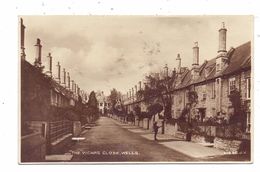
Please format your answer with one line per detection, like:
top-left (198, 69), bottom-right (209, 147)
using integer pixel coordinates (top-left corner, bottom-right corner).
top-left (135, 85), bottom-right (138, 96)
top-left (47, 53), bottom-right (52, 77)
top-left (192, 42), bottom-right (199, 68)
top-left (67, 72), bottom-right (70, 89)
top-left (216, 22), bottom-right (228, 73)
top-left (20, 18), bottom-right (26, 60)
top-left (176, 53), bottom-right (181, 74)
top-left (129, 89), bottom-right (131, 100)
top-left (218, 22), bottom-right (227, 53)
top-left (74, 83), bottom-right (76, 94)
top-left (71, 80), bottom-right (74, 92)
top-left (62, 68), bottom-right (66, 86)
top-left (56, 62), bottom-right (61, 83)
top-left (139, 81), bottom-right (142, 91)
top-left (164, 64), bottom-right (169, 78)
top-left (34, 38), bottom-right (42, 67)
top-left (77, 85), bottom-right (80, 95)
top-left (132, 87), bottom-right (134, 100)
top-left (191, 42), bottom-right (200, 80)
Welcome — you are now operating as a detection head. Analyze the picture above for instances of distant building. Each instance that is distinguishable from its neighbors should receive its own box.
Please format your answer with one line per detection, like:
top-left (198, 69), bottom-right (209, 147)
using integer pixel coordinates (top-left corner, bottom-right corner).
top-left (96, 91), bottom-right (110, 115)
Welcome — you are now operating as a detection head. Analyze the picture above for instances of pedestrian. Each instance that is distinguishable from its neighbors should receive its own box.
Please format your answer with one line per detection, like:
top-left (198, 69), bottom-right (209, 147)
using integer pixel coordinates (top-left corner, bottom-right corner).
top-left (153, 122), bottom-right (160, 141)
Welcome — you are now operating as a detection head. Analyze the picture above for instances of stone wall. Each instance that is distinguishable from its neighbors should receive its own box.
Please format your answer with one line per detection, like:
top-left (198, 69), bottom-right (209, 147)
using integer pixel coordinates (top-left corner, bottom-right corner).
top-left (214, 137), bottom-right (250, 154)
top-left (172, 89), bottom-right (186, 119)
top-left (143, 118), bottom-right (150, 129)
top-left (21, 132), bottom-right (46, 162)
top-left (165, 123), bottom-right (178, 135)
top-left (191, 134), bottom-right (206, 143)
top-left (73, 121), bottom-right (81, 137)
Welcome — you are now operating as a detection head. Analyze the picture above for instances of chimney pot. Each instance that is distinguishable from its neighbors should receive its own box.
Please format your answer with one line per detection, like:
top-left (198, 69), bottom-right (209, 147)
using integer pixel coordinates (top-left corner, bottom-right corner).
top-left (56, 62), bottom-right (61, 83)
top-left (34, 38), bottom-right (42, 67)
top-left (67, 72), bottom-right (70, 89)
top-left (176, 54), bottom-right (181, 74)
top-left (47, 53), bottom-right (52, 76)
top-left (218, 22), bottom-right (227, 53)
top-left (192, 41), bottom-right (199, 67)
top-left (20, 18), bottom-right (26, 60)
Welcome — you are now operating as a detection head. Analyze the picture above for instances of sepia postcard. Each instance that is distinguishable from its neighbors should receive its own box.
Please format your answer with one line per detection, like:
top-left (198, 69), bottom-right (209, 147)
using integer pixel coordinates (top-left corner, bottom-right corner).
top-left (19, 15), bottom-right (253, 164)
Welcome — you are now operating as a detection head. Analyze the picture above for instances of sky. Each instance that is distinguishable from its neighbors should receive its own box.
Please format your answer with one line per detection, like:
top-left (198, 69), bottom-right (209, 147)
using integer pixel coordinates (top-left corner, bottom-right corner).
top-left (21, 16), bottom-right (253, 96)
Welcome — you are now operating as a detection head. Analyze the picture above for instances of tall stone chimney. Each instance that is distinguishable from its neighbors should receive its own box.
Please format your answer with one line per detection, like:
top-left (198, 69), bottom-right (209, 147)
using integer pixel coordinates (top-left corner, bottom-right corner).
top-left (56, 62), bottom-right (61, 83)
top-left (47, 53), bottom-right (52, 77)
top-left (132, 87), bottom-right (134, 101)
top-left (191, 42), bottom-right (200, 81)
top-left (135, 85), bottom-right (138, 95)
top-left (218, 22), bottom-right (227, 53)
top-left (20, 18), bottom-right (26, 60)
top-left (164, 64), bottom-right (169, 78)
top-left (74, 83), bottom-right (77, 94)
top-left (216, 22), bottom-right (228, 73)
top-left (34, 38), bottom-right (42, 67)
top-left (139, 81), bottom-right (142, 91)
top-left (67, 72), bottom-right (70, 89)
top-left (192, 42), bottom-right (199, 68)
top-left (176, 53), bottom-right (181, 74)
top-left (77, 85), bottom-right (80, 95)
top-left (71, 80), bottom-right (74, 92)
top-left (62, 68), bottom-right (66, 86)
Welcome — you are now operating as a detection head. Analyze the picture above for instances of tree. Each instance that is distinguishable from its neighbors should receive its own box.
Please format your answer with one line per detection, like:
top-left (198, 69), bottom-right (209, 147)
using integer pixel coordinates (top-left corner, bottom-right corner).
top-left (228, 88), bottom-right (247, 131)
top-left (139, 72), bottom-right (177, 116)
top-left (147, 103), bottom-right (163, 121)
top-left (86, 91), bottom-right (99, 122)
top-left (108, 88), bottom-right (123, 115)
top-left (138, 69), bottom-right (177, 134)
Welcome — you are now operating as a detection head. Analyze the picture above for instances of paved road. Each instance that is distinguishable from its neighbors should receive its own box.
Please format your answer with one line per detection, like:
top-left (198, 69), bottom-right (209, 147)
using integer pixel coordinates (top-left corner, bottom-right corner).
top-left (69, 117), bottom-right (197, 162)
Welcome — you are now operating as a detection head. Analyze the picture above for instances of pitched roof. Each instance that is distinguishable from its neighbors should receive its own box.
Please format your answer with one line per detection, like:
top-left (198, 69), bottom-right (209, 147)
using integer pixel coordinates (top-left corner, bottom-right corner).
top-left (222, 41), bottom-right (251, 75)
top-left (173, 41), bottom-right (251, 90)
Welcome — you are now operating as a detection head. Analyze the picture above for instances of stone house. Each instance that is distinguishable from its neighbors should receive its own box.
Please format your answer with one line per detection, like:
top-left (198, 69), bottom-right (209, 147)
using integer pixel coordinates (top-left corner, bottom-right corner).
top-left (170, 23), bottom-right (251, 133)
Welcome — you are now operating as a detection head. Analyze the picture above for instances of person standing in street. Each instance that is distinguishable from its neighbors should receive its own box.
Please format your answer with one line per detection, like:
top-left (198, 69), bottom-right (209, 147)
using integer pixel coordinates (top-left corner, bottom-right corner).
top-left (153, 122), bottom-right (160, 141)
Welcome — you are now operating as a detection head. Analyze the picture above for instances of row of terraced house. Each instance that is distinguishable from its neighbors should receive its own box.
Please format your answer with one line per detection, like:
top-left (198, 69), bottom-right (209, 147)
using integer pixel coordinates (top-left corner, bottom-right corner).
top-left (20, 18), bottom-right (98, 162)
top-left (122, 23), bottom-right (252, 154)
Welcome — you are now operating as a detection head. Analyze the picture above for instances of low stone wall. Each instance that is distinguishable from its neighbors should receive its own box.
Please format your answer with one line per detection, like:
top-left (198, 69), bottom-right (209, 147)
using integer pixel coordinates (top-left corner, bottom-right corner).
top-left (165, 123), bottom-right (178, 135)
top-left (191, 134), bottom-right (206, 143)
top-left (50, 134), bottom-right (73, 154)
top-left (139, 120), bottom-right (143, 128)
top-left (21, 132), bottom-right (46, 162)
top-left (143, 118), bottom-right (150, 129)
top-left (134, 118), bottom-right (139, 126)
top-left (214, 137), bottom-right (250, 154)
top-left (73, 121), bottom-right (81, 137)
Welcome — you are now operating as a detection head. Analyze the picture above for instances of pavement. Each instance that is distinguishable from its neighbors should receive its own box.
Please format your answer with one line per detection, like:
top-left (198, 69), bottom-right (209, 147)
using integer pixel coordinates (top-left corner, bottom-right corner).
top-left (113, 119), bottom-right (225, 158)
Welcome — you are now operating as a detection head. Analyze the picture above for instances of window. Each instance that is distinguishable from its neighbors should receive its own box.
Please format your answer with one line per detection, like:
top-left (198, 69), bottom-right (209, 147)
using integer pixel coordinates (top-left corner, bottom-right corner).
top-left (229, 77), bottom-right (236, 94)
top-left (246, 77), bottom-right (251, 99)
top-left (246, 111), bottom-right (251, 133)
top-left (100, 103), bottom-right (103, 106)
top-left (211, 82), bottom-right (216, 99)
top-left (202, 93), bottom-right (207, 101)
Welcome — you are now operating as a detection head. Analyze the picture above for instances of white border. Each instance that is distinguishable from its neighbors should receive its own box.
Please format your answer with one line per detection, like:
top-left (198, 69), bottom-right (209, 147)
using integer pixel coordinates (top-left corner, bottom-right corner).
top-left (0, 0), bottom-right (260, 171)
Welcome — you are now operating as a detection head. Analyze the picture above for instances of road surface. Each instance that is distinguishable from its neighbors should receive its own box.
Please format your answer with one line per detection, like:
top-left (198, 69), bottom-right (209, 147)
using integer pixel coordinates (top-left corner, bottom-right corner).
top-left (69, 116), bottom-right (196, 162)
